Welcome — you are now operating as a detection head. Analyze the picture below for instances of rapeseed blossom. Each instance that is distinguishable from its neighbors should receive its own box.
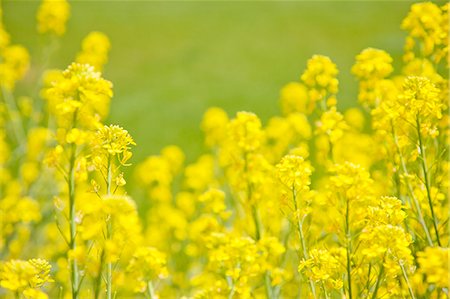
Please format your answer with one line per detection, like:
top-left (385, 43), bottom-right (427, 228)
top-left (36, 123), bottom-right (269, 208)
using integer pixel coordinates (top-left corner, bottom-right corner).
top-left (0, 1), bottom-right (448, 299)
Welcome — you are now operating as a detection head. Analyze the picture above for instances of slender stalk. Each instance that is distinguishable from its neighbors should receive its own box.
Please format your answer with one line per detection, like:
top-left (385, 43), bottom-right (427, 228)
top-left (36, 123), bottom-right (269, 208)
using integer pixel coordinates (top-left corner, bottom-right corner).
top-left (106, 156), bottom-right (113, 299)
top-left (273, 222), bottom-right (291, 298)
top-left (1, 86), bottom-right (27, 152)
top-left (399, 262), bottom-right (416, 299)
top-left (251, 204), bottom-right (273, 299)
top-left (416, 116), bottom-right (441, 246)
top-left (147, 281), bottom-right (156, 299)
top-left (227, 280), bottom-right (236, 299)
top-left (68, 140), bottom-right (79, 299)
top-left (94, 249), bottom-right (105, 299)
top-left (244, 152), bottom-right (273, 298)
top-left (364, 263), bottom-right (372, 296)
top-left (251, 205), bottom-right (261, 241)
top-left (371, 265), bottom-right (384, 299)
top-left (321, 283), bottom-right (330, 299)
top-left (345, 199), bottom-right (353, 299)
top-left (391, 121), bottom-right (433, 246)
top-left (292, 187), bottom-right (317, 299)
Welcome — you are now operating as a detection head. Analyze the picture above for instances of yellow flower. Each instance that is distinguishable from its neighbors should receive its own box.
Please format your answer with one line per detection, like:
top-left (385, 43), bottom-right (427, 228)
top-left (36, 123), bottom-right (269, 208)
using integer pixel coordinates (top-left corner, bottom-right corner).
top-left (36, 0), bottom-right (70, 36)
top-left (201, 107), bottom-right (229, 148)
top-left (416, 247), bottom-right (449, 289)
top-left (276, 155), bottom-right (312, 191)
top-left (398, 76), bottom-right (442, 120)
top-left (301, 55), bottom-right (339, 108)
top-left (228, 111), bottom-right (264, 152)
top-left (352, 48), bottom-right (393, 80)
top-left (279, 82), bottom-right (311, 115)
top-left (352, 48), bottom-right (394, 107)
top-left (315, 107), bottom-right (348, 143)
top-left (127, 246), bottom-right (168, 292)
top-left (0, 259), bottom-right (53, 292)
top-left (76, 31), bottom-right (111, 71)
top-left (44, 63), bottom-right (113, 129)
top-left (0, 45), bottom-right (30, 90)
top-left (161, 145), bottom-right (185, 175)
top-left (360, 224), bottom-right (413, 263)
top-left (299, 247), bottom-right (346, 290)
top-left (94, 124), bottom-right (135, 159)
top-left (401, 2), bottom-right (447, 62)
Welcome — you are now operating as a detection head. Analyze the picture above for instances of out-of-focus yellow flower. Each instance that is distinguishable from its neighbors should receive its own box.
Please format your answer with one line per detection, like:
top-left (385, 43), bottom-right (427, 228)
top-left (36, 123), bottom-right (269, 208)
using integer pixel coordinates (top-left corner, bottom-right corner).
top-left (352, 48), bottom-right (394, 107)
top-left (201, 107), bottom-right (229, 148)
top-left (352, 48), bottom-right (393, 80)
top-left (401, 2), bottom-right (448, 63)
top-left (0, 45), bottom-right (30, 90)
top-left (76, 31), bottom-right (111, 71)
top-left (36, 0), bottom-right (70, 36)
top-left (279, 82), bottom-right (311, 115)
top-left (0, 259), bottom-right (53, 296)
top-left (415, 247), bottom-right (449, 289)
top-left (161, 145), bottom-right (185, 175)
top-left (228, 111), bottom-right (264, 152)
top-left (315, 107), bottom-right (348, 144)
top-left (301, 55), bottom-right (339, 109)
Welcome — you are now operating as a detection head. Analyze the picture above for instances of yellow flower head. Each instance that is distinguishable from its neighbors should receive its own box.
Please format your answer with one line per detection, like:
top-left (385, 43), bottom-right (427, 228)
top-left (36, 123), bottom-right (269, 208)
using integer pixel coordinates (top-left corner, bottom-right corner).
top-left (352, 48), bottom-right (393, 80)
top-left (416, 247), bottom-right (449, 289)
top-left (0, 45), bottom-right (30, 90)
top-left (36, 0), bottom-right (70, 36)
top-left (301, 55), bottom-right (339, 107)
top-left (279, 82), bottom-right (311, 115)
top-left (401, 2), bottom-right (447, 61)
top-left (299, 247), bottom-right (346, 290)
top-left (398, 76), bottom-right (442, 120)
top-left (276, 155), bottom-right (312, 191)
top-left (76, 31), bottom-right (111, 71)
top-left (44, 63), bottom-right (113, 128)
top-left (127, 246), bottom-right (168, 292)
top-left (201, 107), bottom-right (229, 148)
top-left (315, 107), bottom-right (348, 143)
top-left (0, 258), bottom-right (53, 292)
top-left (228, 111), bottom-right (264, 152)
top-left (95, 124), bottom-right (135, 156)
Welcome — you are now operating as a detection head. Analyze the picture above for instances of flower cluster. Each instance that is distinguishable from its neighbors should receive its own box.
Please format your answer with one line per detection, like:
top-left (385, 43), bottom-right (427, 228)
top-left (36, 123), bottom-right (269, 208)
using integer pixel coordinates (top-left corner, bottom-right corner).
top-left (0, 259), bottom-right (53, 298)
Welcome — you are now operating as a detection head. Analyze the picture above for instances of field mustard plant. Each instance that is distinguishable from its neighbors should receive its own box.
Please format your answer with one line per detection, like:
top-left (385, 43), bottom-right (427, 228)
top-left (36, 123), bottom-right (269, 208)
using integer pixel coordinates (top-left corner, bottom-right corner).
top-left (0, 1), bottom-right (448, 299)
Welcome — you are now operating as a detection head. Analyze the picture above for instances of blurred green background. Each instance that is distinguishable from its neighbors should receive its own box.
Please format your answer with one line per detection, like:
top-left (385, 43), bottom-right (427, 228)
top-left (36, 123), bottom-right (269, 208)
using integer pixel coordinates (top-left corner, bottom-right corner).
top-left (4, 0), bottom-right (416, 165)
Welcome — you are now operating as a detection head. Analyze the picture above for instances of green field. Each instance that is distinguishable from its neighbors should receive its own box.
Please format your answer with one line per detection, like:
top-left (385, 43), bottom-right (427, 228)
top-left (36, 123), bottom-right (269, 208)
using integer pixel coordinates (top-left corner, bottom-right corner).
top-left (4, 0), bottom-right (416, 165)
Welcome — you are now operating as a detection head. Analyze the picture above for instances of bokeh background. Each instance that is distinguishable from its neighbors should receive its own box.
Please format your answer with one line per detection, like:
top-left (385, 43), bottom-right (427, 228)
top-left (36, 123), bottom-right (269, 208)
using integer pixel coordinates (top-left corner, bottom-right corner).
top-left (4, 0), bottom-right (417, 169)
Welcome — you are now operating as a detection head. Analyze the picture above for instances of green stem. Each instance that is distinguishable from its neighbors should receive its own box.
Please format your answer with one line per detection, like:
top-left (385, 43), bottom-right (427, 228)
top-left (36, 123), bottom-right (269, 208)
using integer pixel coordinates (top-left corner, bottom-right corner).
top-left (244, 152), bottom-right (273, 298)
top-left (1, 86), bottom-right (27, 152)
top-left (345, 199), bottom-right (353, 299)
top-left (251, 205), bottom-right (261, 241)
top-left (391, 121), bottom-right (433, 246)
top-left (69, 141), bottom-right (79, 299)
top-left (227, 280), bottom-right (235, 299)
top-left (94, 249), bottom-right (105, 299)
top-left (416, 116), bottom-right (441, 246)
top-left (147, 281), bottom-right (156, 299)
top-left (292, 187), bottom-right (317, 299)
top-left (371, 265), bottom-right (384, 299)
top-left (399, 262), bottom-right (416, 299)
top-left (251, 204), bottom-right (273, 299)
top-left (106, 156), bottom-right (113, 299)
